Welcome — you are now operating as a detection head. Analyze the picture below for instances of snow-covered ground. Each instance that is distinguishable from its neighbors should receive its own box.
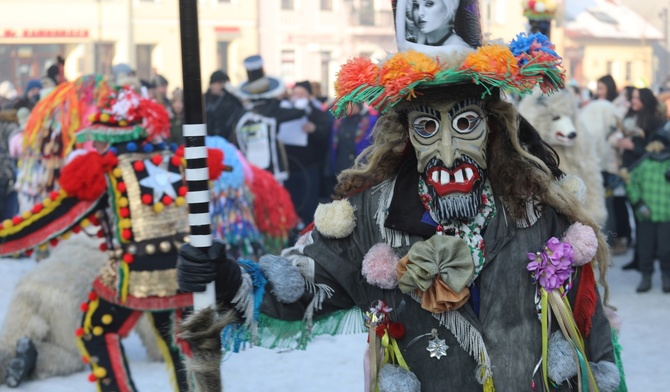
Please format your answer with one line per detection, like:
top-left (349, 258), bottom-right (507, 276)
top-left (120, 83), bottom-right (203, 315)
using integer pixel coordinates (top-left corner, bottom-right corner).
top-left (0, 249), bottom-right (667, 391)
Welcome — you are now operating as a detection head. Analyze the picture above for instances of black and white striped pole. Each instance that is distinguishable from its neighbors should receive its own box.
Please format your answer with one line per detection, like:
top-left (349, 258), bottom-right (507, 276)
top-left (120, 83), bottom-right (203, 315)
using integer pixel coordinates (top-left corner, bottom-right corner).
top-left (179, 0), bottom-right (214, 311)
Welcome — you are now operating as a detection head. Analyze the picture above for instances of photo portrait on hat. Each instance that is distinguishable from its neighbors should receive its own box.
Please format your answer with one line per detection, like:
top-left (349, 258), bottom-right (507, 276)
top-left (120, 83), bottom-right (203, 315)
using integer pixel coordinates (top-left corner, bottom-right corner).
top-left (237, 55), bottom-right (284, 100)
top-left (396, 0), bottom-right (482, 56)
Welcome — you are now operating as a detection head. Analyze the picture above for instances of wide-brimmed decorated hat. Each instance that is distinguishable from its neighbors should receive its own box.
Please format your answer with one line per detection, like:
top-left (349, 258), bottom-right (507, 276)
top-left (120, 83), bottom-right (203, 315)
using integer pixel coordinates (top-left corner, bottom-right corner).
top-left (75, 85), bottom-right (171, 144)
top-left (332, 0), bottom-right (565, 117)
top-left (237, 55), bottom-right (285, 100)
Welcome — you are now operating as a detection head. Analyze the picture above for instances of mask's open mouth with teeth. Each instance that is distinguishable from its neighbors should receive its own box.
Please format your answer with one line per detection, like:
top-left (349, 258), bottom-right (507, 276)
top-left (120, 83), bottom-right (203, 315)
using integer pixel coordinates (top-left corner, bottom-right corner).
top-left (426, 162), bottom-right (481, 197)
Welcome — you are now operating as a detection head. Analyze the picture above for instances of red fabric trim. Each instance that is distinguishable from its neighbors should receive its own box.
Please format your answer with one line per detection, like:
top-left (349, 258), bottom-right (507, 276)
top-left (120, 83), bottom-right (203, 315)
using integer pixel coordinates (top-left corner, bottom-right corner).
top-left (105, 333), bottom-right (133, 392)
top-left (93, 278), bottom-right (193, 311)
top-left (573, 263), bottom-right (597, 338)
top-left (0, 198), bottom-right (98, 255)
top-left (118, 309), bottom-right (143, 338)
top-left (174, 309), bottom-right (193, 358)
top-left (300, 222), bottom-right (315, 236)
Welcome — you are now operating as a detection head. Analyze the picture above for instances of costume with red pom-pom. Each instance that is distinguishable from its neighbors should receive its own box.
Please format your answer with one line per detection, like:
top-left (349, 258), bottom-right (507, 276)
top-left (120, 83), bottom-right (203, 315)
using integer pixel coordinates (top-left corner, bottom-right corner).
top-left (0, 86), bottom-right (202, 392)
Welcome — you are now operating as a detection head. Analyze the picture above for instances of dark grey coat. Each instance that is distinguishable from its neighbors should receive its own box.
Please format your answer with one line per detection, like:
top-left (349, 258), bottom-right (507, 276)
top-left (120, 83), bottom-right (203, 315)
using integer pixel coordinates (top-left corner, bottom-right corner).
top-left (261, 170), bottom-right (615, 391)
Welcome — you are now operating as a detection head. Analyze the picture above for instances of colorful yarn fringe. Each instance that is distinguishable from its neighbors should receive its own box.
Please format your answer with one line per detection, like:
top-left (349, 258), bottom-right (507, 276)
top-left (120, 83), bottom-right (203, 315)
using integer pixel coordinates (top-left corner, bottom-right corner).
top-left (221, 259), bottom-right (365, 354)
top-left (332, 32), bottom-right (564, 117)
top-left (17, 75), bottom-right (111, 211)
top-left (247, 165), bottom-right (299, 253)
top-left (23, 74), bottom-right (111, 159)
top-left (541, 287), bottom-right (600, 391)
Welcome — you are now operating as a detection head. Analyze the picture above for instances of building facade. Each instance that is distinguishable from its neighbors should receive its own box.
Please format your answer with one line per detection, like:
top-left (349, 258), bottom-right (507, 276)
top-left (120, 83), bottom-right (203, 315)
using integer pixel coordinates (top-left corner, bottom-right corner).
top-left (0, 0), bottom-right (258, 94)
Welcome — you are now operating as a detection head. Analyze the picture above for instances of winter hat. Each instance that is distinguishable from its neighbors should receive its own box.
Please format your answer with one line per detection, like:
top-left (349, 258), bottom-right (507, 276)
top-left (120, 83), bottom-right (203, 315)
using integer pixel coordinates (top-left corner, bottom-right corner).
top-left (25, 79), bottom-right (43, 93)
top-left (209, 70), bottom-right (229, 84)
top-left (331, 0), bottom-right (565, 117)
top-left (238, 55), bottom-right (284, 100)
top-left (293, 80), bottom-right (313, 96)
top-left (154, 74), bottom-right (168, 87)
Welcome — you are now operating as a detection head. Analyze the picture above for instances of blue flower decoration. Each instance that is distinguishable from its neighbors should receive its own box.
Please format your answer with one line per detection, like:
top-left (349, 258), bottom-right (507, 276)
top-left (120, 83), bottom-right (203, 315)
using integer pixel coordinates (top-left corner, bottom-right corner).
top-left (509, 32), bottom-right (559, 65)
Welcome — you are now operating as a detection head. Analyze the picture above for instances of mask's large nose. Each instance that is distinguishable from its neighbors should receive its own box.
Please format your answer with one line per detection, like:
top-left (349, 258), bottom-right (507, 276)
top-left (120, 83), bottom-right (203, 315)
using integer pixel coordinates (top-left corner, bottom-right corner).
top-left (438, 137), bottom-right (456, 167)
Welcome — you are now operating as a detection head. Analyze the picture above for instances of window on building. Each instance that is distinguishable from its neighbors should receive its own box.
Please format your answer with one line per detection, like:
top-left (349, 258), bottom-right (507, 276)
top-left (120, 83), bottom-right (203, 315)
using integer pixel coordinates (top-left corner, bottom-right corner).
top-left (606, 60), bottom-right (613, 76)
top-left (625, 61), bottom-right (632, 82)
top-left (217, 41), bottom-right (230, 73)
top-left (320, 51), bottom-right (331, 98)
top-left (359, 0), bottom-right (375, 25)
top-left (94, 42), bottom-right (116, 79)
top-left (136, 44), bottom-right (154, 81)
top-left (282, 0), bottom-right (294, 10)
top-left (280, 49), bottom-right (296, 82)
top-left (320, 0), bottom-right (332, 11)
top-left (588, 11), bottom-right (618, 25)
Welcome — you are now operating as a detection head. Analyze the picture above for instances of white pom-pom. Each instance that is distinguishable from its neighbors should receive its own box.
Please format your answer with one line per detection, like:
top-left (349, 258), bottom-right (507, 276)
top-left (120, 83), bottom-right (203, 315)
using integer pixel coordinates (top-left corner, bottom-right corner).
top-left (313, 199), bottom-right (356, 238)
top-left (361, 243), bottom-right (399, 289)
top-left (559, 174), bottom-right (587, 204)
top-left (378, 364), bottom-right (421, 392)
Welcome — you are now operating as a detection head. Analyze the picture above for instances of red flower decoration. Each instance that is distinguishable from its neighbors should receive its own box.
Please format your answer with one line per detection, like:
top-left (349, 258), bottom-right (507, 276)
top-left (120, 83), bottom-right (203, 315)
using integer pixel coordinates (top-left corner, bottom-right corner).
top-left (375, 325), bottom-right (386, 337)
top-left (388, 322), bottom-right (405, 339)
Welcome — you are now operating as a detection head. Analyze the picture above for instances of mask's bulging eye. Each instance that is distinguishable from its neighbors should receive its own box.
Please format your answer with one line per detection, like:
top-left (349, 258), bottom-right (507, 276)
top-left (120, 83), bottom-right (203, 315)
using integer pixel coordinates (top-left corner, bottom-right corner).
top-left (452, 110), bottom-right (482, 134)
top-left (413, 116), bottom-right (440, 138)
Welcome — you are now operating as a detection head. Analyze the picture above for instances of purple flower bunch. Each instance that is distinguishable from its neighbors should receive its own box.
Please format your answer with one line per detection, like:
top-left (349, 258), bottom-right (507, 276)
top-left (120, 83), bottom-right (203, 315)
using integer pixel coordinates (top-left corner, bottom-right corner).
top-left (527, 237), bottom-right (575, 291)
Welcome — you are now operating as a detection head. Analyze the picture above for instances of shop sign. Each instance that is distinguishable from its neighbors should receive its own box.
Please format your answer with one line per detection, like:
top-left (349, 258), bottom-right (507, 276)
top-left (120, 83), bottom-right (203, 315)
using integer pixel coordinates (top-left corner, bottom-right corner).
top-left (2, 29), bottom-right (89, 38)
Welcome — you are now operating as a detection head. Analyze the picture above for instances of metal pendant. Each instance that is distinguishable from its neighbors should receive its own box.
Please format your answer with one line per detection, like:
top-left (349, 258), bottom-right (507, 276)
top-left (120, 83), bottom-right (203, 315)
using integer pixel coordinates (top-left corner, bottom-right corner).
top-left (426, 329), bottom-right (449, 360)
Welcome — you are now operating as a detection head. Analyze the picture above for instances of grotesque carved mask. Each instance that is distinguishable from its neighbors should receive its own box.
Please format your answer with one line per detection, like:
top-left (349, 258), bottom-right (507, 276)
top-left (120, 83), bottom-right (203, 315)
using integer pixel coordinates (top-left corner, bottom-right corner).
top-left (406, 97), bottom-right (488, 223)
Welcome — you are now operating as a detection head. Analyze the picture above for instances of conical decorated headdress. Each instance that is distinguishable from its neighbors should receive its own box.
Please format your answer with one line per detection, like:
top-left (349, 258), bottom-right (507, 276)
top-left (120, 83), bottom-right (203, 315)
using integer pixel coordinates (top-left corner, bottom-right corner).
top-left (75, 86), bottom-right (171, 144)
top-left (332, 0), bottom-right (565, 117)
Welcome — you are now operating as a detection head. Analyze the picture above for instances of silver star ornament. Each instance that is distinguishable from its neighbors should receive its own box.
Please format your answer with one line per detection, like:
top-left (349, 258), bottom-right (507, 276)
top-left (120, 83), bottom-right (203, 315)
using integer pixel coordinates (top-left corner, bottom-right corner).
top-left (427, 336), bottom-right (449, 360)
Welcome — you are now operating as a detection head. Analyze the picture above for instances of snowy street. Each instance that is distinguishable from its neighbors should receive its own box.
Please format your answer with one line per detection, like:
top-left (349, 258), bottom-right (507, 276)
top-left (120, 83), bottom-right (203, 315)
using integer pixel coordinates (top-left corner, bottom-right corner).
top-left (0, 249), bottom-right (667, 391)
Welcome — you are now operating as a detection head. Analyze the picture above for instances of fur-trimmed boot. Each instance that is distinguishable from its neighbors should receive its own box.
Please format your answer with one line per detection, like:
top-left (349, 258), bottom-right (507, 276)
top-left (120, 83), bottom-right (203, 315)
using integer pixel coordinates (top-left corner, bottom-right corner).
top-left (636, 274), bottom-right (652, 293)
top-left (176, 306), bottom-right (237, 392)
top-left (5, 337), bottom-right (37, 388)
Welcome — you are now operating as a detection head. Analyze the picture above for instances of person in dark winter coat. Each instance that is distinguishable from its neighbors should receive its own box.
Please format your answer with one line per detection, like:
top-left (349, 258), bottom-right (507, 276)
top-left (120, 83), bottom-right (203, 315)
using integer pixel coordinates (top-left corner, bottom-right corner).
top-left (204, 70), bottom-right (245, 141)
top-left (282, 81), bottom-right (333, 226)
top-left (12, 80), bottom-right (42, 111)
top-left (324, 102), bottom-right (378, 195)
top-left (0, 110), bottom-right (20, 220)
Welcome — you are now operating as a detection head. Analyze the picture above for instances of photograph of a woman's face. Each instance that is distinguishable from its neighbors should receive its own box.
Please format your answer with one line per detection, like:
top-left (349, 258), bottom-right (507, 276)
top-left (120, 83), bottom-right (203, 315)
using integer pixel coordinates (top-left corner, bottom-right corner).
top-left (410, 0), bottom-right (458, 45)
top-left (396, 0), bottom-right (471, 55)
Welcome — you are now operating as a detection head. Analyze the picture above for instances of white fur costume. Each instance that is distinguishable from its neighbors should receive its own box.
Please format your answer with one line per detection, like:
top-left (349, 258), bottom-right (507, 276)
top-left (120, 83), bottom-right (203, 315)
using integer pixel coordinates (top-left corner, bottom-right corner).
top-left (0, 234), bottom-right (161, 382)
top-left (518, 88), bottom-right (608, 225)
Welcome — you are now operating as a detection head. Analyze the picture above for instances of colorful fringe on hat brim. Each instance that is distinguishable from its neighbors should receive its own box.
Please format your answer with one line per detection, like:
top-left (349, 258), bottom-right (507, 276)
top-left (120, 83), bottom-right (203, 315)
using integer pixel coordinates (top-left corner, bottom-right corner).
top-left (331, 32), bottom-right (565, 118)
top-left (75, 124), bottom-right (146, 144)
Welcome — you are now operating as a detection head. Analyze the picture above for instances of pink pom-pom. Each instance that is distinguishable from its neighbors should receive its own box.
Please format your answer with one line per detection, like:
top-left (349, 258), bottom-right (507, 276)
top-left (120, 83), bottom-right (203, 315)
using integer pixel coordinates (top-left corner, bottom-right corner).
top-left (563, 223), bottom-right (598, 266)
top-left (361, 243), bottom-right (399, 289)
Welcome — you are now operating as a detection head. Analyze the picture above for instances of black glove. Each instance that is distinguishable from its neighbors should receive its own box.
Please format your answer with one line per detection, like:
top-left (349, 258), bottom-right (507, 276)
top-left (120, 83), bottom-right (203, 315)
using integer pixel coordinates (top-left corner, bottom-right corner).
top-left (177, 240), bottom-right (242, 304)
